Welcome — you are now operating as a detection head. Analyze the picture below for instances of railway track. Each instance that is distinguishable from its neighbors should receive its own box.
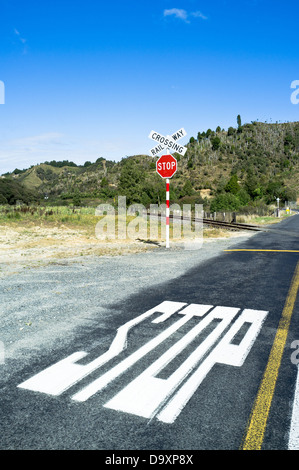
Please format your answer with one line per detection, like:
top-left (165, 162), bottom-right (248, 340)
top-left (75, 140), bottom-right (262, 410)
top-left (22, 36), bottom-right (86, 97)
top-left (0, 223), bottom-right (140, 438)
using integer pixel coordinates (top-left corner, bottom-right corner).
top-left (201, 218), bottom-right (263, 232)
top-left (172, 214), bottom-right (299, 237)
top-left (167, 213), bottom-right (264, 232)
top-left (144, 211), bottom-right (263, 231)
top-left (143, 210), bottom-right (299, 237)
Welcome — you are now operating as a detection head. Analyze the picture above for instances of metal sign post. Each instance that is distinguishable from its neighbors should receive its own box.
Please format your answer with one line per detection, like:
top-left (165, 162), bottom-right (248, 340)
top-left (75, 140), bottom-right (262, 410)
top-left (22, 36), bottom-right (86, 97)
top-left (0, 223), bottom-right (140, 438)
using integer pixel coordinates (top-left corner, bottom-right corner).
top-left (166, 148), bottom-right (170, 249)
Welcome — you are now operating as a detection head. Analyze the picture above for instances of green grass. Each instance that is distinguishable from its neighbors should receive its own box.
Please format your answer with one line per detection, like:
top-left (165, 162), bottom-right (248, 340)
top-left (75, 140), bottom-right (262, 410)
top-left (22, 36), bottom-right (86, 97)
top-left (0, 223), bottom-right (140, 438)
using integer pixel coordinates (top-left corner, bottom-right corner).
top-left (237, 211), bottom-right (294, 225)
top-left (0, 204), bottom-right (96, 224)
top-left (0, 204), bottom-right (197, 241)
top-left (1, 204), bottom-right (294, 244)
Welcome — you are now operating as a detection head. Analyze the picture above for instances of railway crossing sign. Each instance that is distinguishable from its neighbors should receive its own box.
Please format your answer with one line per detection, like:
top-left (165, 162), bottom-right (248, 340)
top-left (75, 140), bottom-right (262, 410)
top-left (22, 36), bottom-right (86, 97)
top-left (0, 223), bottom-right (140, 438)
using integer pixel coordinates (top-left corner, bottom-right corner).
top-left (156, 154), bottom-right (177, 179)
top-left (149, 128), bottom-right (187, 157)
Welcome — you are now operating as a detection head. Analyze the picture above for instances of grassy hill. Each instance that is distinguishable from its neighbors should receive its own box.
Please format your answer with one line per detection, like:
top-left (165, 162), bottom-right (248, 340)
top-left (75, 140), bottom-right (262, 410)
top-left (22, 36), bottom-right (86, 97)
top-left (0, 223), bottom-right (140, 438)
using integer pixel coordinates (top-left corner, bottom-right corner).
top-left (1, 119), bottom-right (299, 212)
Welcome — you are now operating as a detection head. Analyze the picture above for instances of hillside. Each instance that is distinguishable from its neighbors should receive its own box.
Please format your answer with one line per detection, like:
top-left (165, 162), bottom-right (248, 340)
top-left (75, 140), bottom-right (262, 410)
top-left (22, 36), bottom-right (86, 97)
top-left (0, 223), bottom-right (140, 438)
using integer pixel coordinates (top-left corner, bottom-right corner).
top-left (1, 119), bottom-right (299, 212)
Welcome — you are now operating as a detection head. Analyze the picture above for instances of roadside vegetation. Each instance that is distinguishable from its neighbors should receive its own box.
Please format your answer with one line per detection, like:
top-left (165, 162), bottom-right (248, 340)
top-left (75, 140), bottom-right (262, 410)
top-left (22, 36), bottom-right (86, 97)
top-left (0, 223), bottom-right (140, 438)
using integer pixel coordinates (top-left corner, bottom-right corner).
top-left (0, 202), bottom-right (295, 273)
top-left (1, 119), bottom-right (298, 215)
top-left (0, 203), bottom-right (294, 237)
top-left (0, 118), bottom-right (298, 260)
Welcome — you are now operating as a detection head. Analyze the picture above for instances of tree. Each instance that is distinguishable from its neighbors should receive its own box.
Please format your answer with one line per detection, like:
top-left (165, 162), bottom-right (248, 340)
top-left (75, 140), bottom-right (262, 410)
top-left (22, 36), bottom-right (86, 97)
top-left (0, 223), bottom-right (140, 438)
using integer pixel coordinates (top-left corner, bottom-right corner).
top-left (265, 180), bottom-right (284, 203)
top-left (224, 174), bottom-right (240, 195)
top-left (211, 136), bottom-right (221, 151)
top-left (237, 188), bottom-right (250, 206)
top-left (237, 115), bottom-right (242, 128)
top-left (0, 193), bottom-right (8, 204)
top-left (72, 191), bottom-right (81, 206)
top-left (101, 177), bottom-right (109, 187)
top-left (0, 178), bottom-right (37, 205)
top-left (44, 160), bottom-right (77, 168)
top-left (284, 134), bottom-right (294, 153)
top-left (210, 193), bottom-right (241, 212)
top-left (118, 159), bottom-right (145, 205)
top-left (181, 180), bottom-right (193, 197)
top-left (282, 187), bottom-right (297, 203)
top-left (187, 157), bottom-right (193, 169)
top-left (245, 174), bottom-right (263, 199)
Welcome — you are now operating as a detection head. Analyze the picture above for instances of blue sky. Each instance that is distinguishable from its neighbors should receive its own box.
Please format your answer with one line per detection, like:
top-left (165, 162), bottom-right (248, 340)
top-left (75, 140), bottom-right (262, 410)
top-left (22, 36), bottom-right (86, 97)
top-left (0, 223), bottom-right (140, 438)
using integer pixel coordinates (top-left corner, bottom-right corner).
top-left (0, 0), bottom-right (298, 174)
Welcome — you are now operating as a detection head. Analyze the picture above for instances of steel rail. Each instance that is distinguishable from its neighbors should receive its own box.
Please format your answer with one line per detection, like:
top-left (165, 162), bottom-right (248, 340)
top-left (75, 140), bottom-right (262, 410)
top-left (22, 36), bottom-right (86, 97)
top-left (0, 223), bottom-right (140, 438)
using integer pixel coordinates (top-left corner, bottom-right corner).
top-left (143, 210), bottom-right (299, 236)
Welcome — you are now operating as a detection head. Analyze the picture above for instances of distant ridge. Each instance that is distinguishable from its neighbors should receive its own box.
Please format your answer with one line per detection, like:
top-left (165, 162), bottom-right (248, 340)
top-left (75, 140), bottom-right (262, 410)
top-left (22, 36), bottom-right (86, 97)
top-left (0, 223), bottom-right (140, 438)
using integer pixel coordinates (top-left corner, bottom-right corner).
top-left (1, 120), bottom-right (299, 211)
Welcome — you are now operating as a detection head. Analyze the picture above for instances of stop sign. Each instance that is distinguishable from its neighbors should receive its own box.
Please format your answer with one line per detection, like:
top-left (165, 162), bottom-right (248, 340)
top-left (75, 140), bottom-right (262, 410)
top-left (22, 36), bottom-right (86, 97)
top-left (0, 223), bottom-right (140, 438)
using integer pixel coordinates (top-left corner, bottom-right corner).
top-left (156, 154), bottom-right (177, 179)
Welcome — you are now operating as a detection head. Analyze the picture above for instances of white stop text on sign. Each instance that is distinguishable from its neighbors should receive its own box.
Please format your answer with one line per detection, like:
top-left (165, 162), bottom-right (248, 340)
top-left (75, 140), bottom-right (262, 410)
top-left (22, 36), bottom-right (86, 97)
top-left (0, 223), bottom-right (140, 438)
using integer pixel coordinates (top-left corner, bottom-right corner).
top-left (157, 161), bottom-right (176, 171)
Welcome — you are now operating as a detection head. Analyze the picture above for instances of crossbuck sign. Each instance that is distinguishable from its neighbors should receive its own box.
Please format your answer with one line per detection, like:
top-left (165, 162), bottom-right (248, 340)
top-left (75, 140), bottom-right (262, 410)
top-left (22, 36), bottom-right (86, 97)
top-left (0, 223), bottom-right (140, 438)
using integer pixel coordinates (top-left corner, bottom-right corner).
top-left (149, 128), bottom-right (187, 157)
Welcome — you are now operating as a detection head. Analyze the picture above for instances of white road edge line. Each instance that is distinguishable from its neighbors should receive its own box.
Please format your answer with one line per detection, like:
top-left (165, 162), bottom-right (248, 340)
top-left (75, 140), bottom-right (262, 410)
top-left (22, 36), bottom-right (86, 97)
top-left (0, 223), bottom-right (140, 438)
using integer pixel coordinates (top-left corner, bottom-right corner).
top-left (288, 364), bottom-right (299, 449)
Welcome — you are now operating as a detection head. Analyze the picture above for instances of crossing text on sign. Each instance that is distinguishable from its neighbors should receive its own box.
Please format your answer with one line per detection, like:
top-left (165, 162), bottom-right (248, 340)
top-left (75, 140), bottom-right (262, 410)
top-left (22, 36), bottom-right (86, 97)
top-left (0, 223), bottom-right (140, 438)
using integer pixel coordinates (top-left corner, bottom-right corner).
top-left (149, 128), bottom-right (187, 157)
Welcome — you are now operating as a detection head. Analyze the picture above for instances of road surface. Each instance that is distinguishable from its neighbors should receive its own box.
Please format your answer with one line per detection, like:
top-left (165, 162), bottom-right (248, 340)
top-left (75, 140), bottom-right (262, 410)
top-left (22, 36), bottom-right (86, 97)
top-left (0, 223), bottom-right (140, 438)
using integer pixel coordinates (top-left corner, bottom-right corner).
top-left (1, 214), bottom-right (299, 453)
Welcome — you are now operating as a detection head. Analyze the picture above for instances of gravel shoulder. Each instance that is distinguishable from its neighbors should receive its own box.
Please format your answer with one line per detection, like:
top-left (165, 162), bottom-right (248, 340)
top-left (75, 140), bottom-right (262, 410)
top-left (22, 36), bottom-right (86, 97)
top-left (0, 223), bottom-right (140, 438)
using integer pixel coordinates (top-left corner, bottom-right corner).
top-left (0, 232), bottom-right (253, 392)
top-left (0, 230), bottom-right (255, 374)
top-left (0, 219), bottom-right (253, 278)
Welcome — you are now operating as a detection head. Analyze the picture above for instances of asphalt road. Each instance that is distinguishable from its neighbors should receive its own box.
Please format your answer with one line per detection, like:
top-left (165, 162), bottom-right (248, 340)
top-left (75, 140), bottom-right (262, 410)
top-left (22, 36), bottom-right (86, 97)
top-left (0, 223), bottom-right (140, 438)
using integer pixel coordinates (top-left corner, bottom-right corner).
top-left (1, 215), bottom-right (299, 453)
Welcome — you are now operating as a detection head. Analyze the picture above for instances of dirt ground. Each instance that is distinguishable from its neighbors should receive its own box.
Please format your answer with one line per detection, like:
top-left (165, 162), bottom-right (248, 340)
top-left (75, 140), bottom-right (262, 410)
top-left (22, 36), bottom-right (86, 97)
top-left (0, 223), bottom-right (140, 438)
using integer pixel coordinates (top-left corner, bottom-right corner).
top-left (0, 224), bottom-right (154, 274)
top-left (0, 221), bottom-right (252, 279)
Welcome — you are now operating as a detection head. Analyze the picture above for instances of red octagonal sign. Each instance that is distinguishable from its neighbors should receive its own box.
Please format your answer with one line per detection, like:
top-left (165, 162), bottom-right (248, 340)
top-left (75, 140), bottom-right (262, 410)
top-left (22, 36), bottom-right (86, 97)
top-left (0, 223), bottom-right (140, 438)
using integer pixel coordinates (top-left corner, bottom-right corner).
top-left (156, 154), bottom-right (177, 179)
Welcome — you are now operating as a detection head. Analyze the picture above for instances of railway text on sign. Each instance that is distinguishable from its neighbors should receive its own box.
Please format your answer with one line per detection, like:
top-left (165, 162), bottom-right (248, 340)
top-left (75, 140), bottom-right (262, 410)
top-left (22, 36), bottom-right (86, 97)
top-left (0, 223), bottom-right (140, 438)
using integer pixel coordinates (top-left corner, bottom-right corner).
top-left (149, 128), bottom-right (187, 157)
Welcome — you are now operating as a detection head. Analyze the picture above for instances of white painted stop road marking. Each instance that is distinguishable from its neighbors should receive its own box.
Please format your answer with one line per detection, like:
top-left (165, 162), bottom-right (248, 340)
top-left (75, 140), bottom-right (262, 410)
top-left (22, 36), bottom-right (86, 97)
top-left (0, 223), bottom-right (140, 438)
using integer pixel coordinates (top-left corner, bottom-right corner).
top-left (105, 308), bottom-right (268, 423)
top-left (18, 301), bottom-right (268, 424)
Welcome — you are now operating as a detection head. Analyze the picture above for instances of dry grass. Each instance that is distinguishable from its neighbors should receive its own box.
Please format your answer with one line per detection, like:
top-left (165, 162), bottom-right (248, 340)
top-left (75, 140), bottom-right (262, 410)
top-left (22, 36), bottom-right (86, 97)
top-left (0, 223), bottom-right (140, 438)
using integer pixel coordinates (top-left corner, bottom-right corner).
top-left (0, 224), bottom-right (148, 265)
top-left (236, 212), bottom-right (293, 225)
top-left (0, 206), bottom-right (153, 274)
top-left (0, 204), bottom-right (258, 275)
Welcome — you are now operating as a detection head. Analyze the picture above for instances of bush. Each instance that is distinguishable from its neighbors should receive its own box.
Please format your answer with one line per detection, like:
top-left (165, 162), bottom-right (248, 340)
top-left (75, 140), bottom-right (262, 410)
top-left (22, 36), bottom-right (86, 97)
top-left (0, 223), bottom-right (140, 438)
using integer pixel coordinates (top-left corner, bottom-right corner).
top-left (0, 194), bottom-right (8, 204)
top-left (180, 180), bottom-right (193, 197)
top-left (210, 193), bottom-right (241, 212)
top-left (237, 188), bottom-right (251, 206)
top-left (72, 192), bottom-right (82, 206)
top-left (211, 137), bottom-right (221, 151)
top-left (224, 174), bottom-right (240, 195)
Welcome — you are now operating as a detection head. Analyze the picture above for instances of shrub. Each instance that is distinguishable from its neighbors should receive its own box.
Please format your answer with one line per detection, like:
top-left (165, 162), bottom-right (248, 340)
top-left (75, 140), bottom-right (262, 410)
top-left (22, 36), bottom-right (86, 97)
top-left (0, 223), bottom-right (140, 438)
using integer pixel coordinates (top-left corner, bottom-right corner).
top-left (210, 193), bottom-right (241, 212)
